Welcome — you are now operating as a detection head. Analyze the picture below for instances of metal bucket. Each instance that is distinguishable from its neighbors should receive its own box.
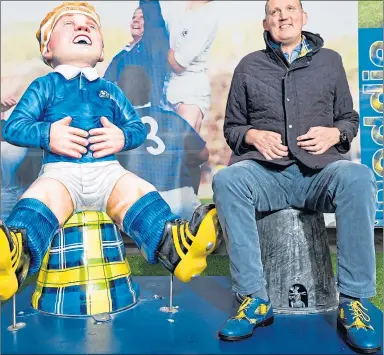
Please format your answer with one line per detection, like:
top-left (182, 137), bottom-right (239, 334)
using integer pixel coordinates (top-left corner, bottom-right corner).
top-left (256, 208), bottom-right (338, 314)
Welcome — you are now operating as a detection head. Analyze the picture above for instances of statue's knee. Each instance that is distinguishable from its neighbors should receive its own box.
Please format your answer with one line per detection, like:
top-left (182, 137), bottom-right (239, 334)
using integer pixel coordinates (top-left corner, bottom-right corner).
top-left (20, 180), bottom-right (73, 225)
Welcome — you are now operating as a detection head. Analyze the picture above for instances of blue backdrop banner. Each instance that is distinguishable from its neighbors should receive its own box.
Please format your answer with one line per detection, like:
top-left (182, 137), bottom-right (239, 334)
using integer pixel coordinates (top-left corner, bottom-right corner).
top-left (358, 28), bottom-right (383, 226)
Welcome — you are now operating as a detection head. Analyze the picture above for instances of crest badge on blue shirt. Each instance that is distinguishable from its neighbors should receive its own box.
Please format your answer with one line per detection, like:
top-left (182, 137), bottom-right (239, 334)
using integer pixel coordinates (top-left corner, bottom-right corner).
top-left (99, 90), bottom-right (110, 99)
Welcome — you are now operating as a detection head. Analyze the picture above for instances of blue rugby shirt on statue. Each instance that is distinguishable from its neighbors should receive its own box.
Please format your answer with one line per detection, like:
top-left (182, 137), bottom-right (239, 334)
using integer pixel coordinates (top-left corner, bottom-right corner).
top-left (117, 105), bottom-right (207, 192)
top-left (2, 65), bottom-right (146, 164)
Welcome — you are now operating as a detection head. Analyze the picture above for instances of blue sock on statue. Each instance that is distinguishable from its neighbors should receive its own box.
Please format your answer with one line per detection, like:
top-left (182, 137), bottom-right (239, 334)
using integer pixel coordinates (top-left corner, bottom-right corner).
top-left (122, 191), bottom-right (179, 264)
top-left (6, 198), bottom-right (60, 274)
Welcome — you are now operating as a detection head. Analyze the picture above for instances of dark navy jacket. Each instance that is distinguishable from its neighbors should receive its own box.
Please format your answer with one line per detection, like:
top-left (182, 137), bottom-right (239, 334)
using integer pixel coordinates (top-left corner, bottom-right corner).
top-left (2, 72), bottom-right (146, 164)
top-left (225, 31), bottom-right (359, 169)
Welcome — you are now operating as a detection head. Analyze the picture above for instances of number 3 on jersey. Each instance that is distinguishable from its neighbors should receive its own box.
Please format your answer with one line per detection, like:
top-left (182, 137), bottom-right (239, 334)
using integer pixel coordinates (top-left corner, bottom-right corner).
top-left (141, 116), bottom-right (166, 155)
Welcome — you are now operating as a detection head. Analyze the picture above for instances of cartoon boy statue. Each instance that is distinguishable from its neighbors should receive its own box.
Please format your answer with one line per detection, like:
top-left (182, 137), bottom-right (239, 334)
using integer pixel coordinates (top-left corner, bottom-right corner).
top-left (0, 1), bottom-right (219, 302)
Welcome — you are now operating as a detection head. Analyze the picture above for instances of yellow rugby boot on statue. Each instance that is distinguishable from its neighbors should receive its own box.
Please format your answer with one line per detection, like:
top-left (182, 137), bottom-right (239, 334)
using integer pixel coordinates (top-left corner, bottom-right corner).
top-left (157, 204), bottom-right (221, 282)
top-left (0, 220), bottom-right (30, 301)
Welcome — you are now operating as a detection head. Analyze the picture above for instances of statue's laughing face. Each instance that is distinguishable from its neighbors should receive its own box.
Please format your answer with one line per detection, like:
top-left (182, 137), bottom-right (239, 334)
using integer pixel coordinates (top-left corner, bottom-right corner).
top-left (44, 13), bottom-right (104, 68)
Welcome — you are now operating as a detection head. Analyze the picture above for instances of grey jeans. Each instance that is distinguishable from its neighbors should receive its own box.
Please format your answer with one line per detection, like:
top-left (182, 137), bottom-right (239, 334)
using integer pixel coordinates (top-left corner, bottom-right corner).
top-left (212, 160), bottom-right (377, 299)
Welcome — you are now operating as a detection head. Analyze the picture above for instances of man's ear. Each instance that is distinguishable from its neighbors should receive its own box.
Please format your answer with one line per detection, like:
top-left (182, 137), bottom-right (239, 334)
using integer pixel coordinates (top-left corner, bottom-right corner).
top-left (302, 11), bottom-right (308, 26)
top-left (263, 19), bottom-right (268, 31)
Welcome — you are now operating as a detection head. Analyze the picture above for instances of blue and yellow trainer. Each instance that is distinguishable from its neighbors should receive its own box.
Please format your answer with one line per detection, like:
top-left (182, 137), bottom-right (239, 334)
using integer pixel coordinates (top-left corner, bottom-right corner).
top-left (218, 296), bottom-right (274, 341)
top-left (0, 220), bottom-right (30, 301)
top-left (337, 300), bottom-right (381, 354)
top-left (157, 204), bottom-right (221, 283)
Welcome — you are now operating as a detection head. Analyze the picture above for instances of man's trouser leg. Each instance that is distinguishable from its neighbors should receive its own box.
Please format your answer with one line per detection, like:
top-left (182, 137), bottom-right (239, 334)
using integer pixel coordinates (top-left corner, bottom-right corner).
top-left (294, 160), bottom-right (379, 353)
top-left (292, 160), bottom-right (376, 298)
top-left (212, 160), bottom-right (296, 295)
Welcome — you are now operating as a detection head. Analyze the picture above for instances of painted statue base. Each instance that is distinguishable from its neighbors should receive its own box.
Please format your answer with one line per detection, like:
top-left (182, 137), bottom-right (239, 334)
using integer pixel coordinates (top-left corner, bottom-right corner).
top-left (31, 211), bottom-right (139, 317)
top-left (2, 276), bottom-right (383, 354)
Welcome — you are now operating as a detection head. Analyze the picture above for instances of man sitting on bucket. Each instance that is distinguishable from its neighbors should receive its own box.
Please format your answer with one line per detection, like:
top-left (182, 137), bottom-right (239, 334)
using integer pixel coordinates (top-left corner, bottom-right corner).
top-left (213, 0), bottom-right (380, 353)
top-left (0, 1), bottom-right (220, 302)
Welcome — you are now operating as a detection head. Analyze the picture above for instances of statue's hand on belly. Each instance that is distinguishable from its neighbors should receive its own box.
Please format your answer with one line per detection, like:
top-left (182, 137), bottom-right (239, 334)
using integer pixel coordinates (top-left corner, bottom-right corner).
top-left (49, 116), bottom-right (89, 159)
top-left (88, 116), bottom-right (125, 159)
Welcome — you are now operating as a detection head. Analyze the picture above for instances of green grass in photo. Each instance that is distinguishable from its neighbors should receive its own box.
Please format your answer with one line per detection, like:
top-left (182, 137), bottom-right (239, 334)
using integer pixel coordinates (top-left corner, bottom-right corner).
top-left (359, 1), bottom-right (383, 28)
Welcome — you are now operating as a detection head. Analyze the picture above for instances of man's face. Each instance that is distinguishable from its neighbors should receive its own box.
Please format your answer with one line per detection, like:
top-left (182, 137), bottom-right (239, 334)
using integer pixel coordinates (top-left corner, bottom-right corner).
top-left (44, 13), bottom-right (104, 68)
top-left (130, 8), bottom-right (144, 40)
top-left (263, 0), bottom-right (307, 44)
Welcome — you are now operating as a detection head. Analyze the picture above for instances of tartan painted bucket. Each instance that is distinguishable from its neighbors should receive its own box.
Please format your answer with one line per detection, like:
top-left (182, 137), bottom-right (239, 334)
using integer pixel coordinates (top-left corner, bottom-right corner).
top-left (32, 211), bottom-right (139, 316)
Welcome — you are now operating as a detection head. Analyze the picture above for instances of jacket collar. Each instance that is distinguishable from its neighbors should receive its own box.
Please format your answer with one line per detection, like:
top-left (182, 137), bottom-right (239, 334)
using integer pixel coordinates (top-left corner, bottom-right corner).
top-left (269, 35), bottom-right (312, 63)
top-left (54, 64), bottom-right (99, 81)
top-left (264, 30), bottom-right (324, 55)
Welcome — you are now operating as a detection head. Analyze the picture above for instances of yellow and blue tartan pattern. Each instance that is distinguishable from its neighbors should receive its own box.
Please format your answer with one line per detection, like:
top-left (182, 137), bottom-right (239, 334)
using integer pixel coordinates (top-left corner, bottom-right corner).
top-left (270, 35), bottom-right (312, 63)
top-left (31, 211), bottom-right (139, 316)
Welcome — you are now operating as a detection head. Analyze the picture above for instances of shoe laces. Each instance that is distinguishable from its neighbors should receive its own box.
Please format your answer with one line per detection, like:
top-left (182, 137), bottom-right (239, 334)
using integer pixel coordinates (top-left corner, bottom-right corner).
top-left (172, 218), bottom-right (188, 225)
top-left (234, 297), bottom-right (253, 320)
top-left (349, 301), bottom-right (370, 330)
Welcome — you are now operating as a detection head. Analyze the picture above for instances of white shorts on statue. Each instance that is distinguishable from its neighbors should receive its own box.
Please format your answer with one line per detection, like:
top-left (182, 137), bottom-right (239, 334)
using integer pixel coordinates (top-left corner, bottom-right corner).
top-left (37, 161), bottom-right (127, 212)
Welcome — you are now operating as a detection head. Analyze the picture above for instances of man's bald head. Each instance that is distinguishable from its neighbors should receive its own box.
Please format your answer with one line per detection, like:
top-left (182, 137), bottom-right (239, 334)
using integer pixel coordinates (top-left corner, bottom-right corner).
top-left (265, 0), bottom-right (303, 16)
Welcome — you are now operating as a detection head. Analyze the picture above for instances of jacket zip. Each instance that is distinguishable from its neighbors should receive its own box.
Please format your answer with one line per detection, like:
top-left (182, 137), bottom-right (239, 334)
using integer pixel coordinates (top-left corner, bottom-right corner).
top-left (272, 49), bottom-right (291, 146)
